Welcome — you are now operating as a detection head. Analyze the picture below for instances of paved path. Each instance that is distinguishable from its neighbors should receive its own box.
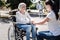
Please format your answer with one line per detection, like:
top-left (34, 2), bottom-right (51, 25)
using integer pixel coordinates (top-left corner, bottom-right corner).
top-left (0, 22), bottom-right (15, 40)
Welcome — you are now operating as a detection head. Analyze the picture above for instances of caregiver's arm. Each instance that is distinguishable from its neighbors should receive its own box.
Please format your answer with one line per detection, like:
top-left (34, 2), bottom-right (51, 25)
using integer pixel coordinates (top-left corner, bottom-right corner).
top-left (35, 17), bottom-right (50, 25)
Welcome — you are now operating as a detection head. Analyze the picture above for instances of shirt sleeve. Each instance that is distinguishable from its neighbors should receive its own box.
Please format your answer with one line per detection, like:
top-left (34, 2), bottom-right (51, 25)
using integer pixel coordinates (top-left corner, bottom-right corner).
top-left (16, 12), bottom-right (21, 23)
top-left (46, 12), bottom-right (55, 19)
top-left (26, 12), bottom-right (32, 20)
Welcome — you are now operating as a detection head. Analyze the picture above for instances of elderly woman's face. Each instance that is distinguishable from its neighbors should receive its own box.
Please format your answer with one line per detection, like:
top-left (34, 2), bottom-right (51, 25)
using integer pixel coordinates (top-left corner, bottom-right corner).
top-left (20, 5), bottom-right (26, 13)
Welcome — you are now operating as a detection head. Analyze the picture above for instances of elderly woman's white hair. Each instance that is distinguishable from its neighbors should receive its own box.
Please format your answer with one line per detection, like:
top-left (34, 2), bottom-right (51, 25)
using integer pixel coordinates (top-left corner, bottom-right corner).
top-left (18, 3), bottom-right (26, 10)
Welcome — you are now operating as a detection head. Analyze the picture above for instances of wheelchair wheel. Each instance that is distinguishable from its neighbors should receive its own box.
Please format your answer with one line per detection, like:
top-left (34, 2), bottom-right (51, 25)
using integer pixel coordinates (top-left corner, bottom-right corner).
top-left (15, 26), bottom-right (22, 40)
top-left (8, 26), bottom-right (15, 40)
top-left (15, 31), bottom-right (22, 40)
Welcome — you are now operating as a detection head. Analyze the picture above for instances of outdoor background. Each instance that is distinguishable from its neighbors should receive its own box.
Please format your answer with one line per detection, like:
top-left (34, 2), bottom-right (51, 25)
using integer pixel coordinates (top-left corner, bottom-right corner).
top-left (0, 0), bottom-right (60, 40)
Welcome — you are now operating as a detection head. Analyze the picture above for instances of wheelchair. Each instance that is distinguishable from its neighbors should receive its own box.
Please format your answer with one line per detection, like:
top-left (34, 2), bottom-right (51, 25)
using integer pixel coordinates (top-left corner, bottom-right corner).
top-left (9, 10), bottom-right (38, 40)
top-left (9, 11), bottom-right (26, 40)
top-left (14, 24), bottom-right (26, 40)
top-left (14, 23), bottom-right (38, 40)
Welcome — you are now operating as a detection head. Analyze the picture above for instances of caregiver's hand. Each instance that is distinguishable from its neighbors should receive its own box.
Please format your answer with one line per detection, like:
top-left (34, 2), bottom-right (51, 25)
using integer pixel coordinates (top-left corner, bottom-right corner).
top-left (32, 22), bottom-right (44, 25)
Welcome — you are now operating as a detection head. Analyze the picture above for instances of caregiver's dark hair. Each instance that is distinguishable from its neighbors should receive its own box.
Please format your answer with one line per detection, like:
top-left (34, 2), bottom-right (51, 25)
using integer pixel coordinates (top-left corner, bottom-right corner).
top-left (45, 1), bottom-right (59, 20)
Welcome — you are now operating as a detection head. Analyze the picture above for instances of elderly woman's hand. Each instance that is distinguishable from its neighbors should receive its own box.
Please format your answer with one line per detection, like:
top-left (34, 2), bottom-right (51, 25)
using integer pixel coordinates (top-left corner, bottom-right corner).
top-left (30, 21), bottom-right (35, 24)
top-left (31, 21), bottom-right (38, 25)
top-left (31, 21), bottom-right (34, 23)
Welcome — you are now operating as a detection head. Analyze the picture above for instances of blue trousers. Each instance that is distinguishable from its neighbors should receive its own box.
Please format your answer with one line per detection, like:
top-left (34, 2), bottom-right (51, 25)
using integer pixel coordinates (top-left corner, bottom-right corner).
top-left (37, 31), bottom-right (60, 40)
top-left (16, 24), bottom-right (36, 40)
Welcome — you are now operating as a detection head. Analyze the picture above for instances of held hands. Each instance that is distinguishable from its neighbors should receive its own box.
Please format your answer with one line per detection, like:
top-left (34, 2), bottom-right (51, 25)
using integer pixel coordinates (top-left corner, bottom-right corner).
top-left (31, 21), bottom-right (40, 25)
top-left (31, 21), bottom-right (43, 25)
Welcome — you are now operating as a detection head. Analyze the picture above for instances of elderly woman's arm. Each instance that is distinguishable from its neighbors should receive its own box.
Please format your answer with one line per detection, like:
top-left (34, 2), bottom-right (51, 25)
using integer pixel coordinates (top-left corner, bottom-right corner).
top-left (26, 12), bottom-right (34, 23)
top-left (26, 12), bottom-right (32, 19)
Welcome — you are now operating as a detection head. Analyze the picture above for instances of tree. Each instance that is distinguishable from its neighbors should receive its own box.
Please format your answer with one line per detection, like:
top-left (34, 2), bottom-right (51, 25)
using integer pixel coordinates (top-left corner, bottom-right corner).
top-left (6, 0), bottom-right (31, 9)
top-left (0, 0), bottom-right (4, 7)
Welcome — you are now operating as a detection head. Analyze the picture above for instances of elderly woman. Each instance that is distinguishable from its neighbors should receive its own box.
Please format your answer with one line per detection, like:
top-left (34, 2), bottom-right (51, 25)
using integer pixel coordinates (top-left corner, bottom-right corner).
top-left (16, 3), bottom-right (36, 40)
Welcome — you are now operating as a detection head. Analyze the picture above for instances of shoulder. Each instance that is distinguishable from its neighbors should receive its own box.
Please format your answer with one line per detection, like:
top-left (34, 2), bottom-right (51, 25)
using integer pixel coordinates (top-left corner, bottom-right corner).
top-left (16, 11), bottom-right (22, 16)
top-left (48, 11), bottom-right (55, 16)
top-left (16, 11), bottom-right (22, 15)
top-left (47, 11), bottom-right (55, 19)
top-left (16, 11), bottom-right (20, 14)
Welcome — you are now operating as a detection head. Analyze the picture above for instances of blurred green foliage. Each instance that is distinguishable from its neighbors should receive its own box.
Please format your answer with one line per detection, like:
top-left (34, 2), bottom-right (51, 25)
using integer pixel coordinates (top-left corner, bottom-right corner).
top-left (0, 0), bottom-right (45, 9)
top-left (6, 0), bottom-right (32, 9)
top-left (29, 3), bottom-right (36, 9)
top-left (0, 0), bottom-right (4, 7)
